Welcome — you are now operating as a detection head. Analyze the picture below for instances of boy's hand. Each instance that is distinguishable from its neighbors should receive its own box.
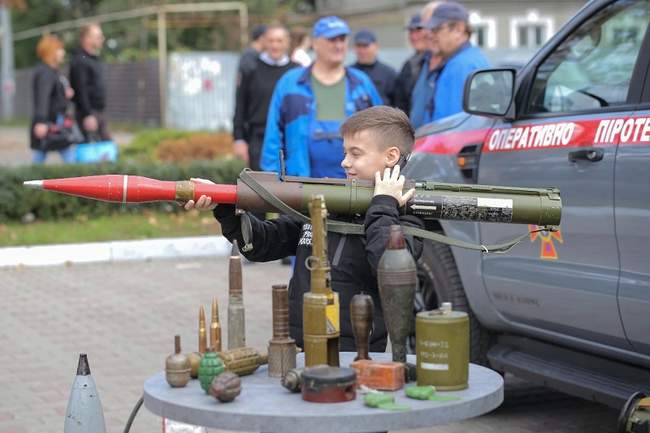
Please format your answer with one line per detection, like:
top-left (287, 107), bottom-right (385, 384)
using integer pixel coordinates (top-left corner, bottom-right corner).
top-left (183, 178), bottom-right (218, 211)
top-left (374, 165), bottom-right (415, 207)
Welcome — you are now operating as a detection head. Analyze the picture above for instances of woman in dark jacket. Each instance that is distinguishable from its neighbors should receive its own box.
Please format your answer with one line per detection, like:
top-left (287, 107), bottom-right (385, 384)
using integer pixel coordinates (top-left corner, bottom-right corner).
top-left (31, 34), bottom-right (76, 164)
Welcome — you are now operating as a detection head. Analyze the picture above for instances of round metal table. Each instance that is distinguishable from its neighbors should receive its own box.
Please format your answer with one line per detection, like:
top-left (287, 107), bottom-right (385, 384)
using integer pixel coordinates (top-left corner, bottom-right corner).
top-left (144, 352), bottom-right (503, 433)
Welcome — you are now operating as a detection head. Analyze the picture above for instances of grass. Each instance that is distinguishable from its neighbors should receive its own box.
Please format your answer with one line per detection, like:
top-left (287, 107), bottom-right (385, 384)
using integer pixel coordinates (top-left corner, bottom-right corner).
top-left (0, 210), bottom-right (221, 247)
top-left (0, 117), bottom-right (30, 128)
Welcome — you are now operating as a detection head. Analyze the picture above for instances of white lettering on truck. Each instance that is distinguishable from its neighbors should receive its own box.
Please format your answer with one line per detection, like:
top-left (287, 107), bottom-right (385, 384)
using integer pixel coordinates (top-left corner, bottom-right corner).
top-left (488, 122), bottom-right (576, 151)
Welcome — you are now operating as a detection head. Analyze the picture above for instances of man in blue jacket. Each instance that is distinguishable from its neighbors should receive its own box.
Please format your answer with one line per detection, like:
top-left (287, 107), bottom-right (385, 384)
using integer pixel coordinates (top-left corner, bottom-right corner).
top-left (413, 1), bottom-right (489, 126)
top-left (260, 16), bottom-right (383, 178)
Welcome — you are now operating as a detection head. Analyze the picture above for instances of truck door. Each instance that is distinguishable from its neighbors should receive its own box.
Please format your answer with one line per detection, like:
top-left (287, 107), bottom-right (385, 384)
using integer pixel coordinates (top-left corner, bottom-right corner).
top-left (478, 0), bottom-right (649, 350)
top-left (617, 47), bottom-right (650, 355)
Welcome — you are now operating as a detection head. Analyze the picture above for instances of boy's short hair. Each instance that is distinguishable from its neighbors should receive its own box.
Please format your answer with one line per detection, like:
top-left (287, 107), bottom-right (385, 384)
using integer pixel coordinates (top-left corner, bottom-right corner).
top-left (340, 106), bottom-right (414, 155)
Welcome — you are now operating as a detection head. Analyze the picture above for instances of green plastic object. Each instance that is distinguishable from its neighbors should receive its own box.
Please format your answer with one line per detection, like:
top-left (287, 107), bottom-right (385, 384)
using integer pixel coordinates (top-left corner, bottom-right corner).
top-left (363, 392), bottom-right (410, 411)
top-left (405, 385), bottom-right (436, 400)
top-left (405, 385), bottom-right (462, 402)
top-left (198, 349), bottom-right (225, 393)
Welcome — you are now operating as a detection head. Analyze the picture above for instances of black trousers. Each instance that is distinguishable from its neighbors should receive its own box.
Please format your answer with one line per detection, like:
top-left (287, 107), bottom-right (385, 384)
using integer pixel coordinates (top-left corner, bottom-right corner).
top-left (247, 126), bottom-right (265, 172)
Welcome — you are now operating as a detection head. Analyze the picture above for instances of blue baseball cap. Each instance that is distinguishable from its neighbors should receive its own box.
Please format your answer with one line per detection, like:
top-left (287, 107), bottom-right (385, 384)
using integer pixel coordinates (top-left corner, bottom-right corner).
top-left (313, 16), bottom-right (350, 39)
top-left (406, 13), bottom-right (423, 30)
top-left (354, 29), bottom-right (377, 45)
top-left (426, 1), bottom-right (469, 30)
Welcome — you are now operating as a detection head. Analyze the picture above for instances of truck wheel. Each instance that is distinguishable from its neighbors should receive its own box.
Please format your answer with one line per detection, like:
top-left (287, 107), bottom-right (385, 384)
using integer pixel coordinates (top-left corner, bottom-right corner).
top-left (417, 239), bottom-right (492, 366)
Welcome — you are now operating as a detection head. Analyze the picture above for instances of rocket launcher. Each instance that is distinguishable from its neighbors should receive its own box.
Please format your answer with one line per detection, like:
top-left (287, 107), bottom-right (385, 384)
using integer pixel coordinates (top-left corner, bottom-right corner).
top-left (23, 169), bottom-right (562, 226)
top-left (24, 170), bottom-right (561, 252)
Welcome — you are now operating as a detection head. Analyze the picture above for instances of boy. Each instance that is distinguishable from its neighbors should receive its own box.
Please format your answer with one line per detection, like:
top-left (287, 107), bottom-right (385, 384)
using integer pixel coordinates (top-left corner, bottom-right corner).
top-left (187, 106), bottom-right (424, 352)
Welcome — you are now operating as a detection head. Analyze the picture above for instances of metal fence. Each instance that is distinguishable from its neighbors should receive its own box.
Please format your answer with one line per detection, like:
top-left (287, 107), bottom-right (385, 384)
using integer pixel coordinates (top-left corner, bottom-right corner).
top-left (11, 59), bottom-right (161, 126)
top-left (10, 53), bottom-right (240, 130)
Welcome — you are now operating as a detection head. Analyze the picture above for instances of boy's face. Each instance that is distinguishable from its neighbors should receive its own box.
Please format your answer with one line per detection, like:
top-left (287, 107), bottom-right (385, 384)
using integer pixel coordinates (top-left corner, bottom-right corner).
top-left (341, 130), bottom-right (400, 180)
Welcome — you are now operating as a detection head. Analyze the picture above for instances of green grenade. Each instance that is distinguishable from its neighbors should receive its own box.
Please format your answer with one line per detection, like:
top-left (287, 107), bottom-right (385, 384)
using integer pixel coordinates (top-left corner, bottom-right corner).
top-left (416, 302), bottom-right (469, 390)
top-left (198, 348), bottom-right (225, 393)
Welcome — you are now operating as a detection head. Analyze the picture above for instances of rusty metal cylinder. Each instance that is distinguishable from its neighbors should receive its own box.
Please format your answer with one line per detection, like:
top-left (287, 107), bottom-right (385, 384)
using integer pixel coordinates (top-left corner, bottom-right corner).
top-left (416, 302), bottom-right (469, 390)
top-left (350, 293), bottom-right (374, 361)
top-left (268, 284), bottom-right (296, 378)
top-left (377, 225), bottom-right (417, 363)
top-left (272, 284), bottom-right (290, 339)
top-left (301, 366), bottom-right (357, 403)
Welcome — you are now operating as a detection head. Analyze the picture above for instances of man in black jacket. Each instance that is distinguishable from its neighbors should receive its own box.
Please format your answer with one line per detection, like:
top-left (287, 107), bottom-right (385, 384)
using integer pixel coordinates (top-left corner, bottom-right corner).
top-left (238, 24), bottom-right (267, 76)
top-left (186, 106), bottom-right (424, 351)
top-left (394, 13), bottom-right (428, 114)
top-left (232, 24), bottom-right (297, 170)
top-left (351, 29), bottom-right (397, 106)
top-left (69, 23), bottom-right (110, 141)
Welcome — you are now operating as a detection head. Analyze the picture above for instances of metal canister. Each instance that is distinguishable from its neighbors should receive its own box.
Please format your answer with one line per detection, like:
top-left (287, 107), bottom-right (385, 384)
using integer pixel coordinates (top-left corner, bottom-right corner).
top-left (301, 366), bottom-right (357, 403)
top-left (415, 302), bottom-right (469, 390)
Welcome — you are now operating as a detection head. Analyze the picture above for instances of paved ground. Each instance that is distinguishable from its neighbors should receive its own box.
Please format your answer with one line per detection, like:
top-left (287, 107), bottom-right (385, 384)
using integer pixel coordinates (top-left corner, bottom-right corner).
top-left (0, 257), bottom-right (620, 433)
top-left (0, 126), bottom-right (133, 166)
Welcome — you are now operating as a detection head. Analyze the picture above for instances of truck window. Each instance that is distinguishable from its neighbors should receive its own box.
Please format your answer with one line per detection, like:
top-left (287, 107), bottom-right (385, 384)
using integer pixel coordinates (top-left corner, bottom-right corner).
top-left (527, 0), bottom-right (650, 114)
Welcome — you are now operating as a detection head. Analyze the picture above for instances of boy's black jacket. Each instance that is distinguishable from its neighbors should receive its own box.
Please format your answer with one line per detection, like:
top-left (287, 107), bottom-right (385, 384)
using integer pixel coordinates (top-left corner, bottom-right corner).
top-left (213, 194), bottom-right (424, 352)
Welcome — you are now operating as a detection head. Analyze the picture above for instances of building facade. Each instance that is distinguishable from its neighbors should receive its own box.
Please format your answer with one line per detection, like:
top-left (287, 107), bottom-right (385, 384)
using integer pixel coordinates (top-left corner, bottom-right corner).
top-left (317, 1), bottom-right (587, 67)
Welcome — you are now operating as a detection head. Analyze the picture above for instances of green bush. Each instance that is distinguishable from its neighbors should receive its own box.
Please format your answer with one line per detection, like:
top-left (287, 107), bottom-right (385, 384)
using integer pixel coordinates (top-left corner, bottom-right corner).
top-left (120, 129), bottom-right (193, 162)
top-left (0, 159), bottom-right (245, 223)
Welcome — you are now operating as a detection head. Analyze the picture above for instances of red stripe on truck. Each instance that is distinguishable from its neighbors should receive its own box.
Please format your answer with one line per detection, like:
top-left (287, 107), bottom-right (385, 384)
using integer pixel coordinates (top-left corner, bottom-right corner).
top-left (413, 129), bottom-right (490, 155)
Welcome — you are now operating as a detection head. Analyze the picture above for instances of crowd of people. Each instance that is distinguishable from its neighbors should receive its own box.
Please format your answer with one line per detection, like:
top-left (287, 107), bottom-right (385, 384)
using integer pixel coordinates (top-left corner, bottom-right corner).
top-left (233, 0), bottom-right (489, 175)
top-left (30, 23), bottom-right (110, 164)
top-left (29, 1), bottom-right (487, 168)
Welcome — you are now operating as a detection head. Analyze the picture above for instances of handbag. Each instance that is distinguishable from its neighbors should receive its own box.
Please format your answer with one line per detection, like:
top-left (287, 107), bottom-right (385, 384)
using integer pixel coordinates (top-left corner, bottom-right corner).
top-left (41, 117), bottom-right (84, 151)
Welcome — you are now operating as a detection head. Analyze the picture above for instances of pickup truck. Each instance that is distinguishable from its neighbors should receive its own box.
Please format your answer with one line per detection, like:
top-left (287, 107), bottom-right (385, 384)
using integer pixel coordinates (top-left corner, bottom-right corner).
top-left (405, 0), bottom-right (650, 412)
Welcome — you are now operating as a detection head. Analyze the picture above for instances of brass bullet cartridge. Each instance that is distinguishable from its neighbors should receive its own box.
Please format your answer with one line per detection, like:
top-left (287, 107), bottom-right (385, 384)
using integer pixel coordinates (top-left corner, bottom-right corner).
top-left (211, 297), bottom-right (222, 352)
top-left (199, 306), bottom-right (207, 354)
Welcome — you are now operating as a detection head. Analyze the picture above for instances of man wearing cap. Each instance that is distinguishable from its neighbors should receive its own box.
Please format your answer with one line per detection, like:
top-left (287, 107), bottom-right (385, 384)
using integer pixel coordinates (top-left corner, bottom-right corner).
top-left (419, 1), bottom-right (489, 124)
top-left (260, 16), bottom-right (382, 178)
top-left (351, 29), bottom-right (397, 106)
top-left (238, 24), bottom-right (267, 75)
top-left (394, 13), bottom-right (428, 114)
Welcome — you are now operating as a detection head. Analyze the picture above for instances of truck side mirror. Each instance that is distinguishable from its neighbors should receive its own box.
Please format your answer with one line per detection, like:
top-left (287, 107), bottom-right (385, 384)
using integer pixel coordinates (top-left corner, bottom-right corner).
top-left (463, 68), bottom-right (516, 119)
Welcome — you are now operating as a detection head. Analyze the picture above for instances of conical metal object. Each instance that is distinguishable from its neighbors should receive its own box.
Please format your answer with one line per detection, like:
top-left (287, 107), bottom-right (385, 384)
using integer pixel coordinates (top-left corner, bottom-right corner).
top-left (64, 354), bottom-right (107, 433)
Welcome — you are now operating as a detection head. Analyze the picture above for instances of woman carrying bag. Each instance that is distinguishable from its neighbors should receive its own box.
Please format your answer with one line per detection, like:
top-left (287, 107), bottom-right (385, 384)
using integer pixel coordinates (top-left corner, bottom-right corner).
top-left (31, 35), bottom-right (80, 164)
